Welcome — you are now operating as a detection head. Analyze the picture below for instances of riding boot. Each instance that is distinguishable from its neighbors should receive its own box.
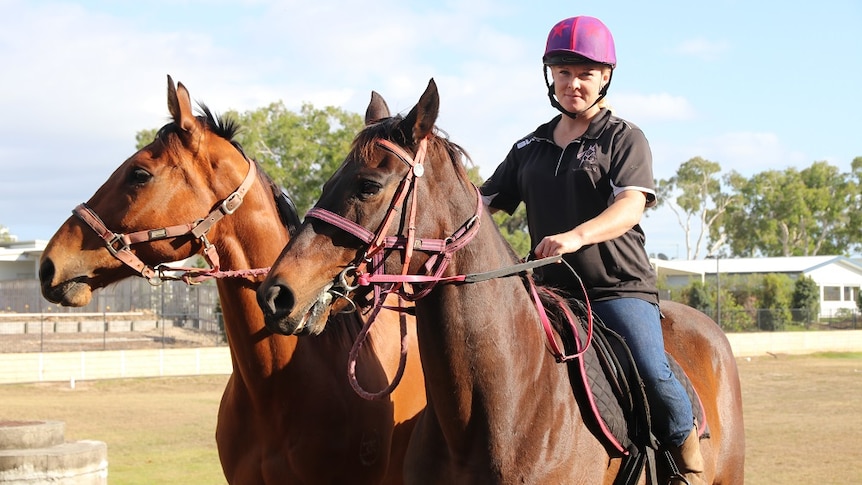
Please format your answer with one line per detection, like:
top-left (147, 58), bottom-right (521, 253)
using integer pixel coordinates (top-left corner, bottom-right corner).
top-left (668, 426), bottom-right (705, 485)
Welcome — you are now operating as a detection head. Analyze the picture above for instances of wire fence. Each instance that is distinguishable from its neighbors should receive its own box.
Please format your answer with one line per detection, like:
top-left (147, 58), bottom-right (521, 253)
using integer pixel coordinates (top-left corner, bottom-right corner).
top-left (693, 306), bottom-right (860, 332)
top-left (3, 278), bottom-right (860, 353)
top-left (0, 279), bottom-right (224, 353)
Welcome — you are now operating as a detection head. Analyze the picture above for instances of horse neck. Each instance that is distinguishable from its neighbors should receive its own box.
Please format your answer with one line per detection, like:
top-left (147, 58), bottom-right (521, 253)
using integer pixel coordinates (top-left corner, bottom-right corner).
top-left (412, 199), bottom-right (580, 452)
top-left (210, 178), bottom-right (297, 378)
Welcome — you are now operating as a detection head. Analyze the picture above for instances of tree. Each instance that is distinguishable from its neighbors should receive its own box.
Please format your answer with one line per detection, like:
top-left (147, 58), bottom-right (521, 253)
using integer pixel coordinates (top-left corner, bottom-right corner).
top-left (0, 225), bottom-right (15, 242)
top-left (492, 205), bottom-right (531, 257)
top-left (846, 157), bottom-right (862, 255)
top-left (654, 157), bottom-right (735, 259)
top-left (791, 275), bottom-right (820, 325)
top-left (682, 279), bottom-right (713, 313)
top-left (721, 161), bottom-right (858, 257)
top-left (227, 102), bottom-right (364, 215)
top-left (797, 161), bottom-right (855, 255)
top-left (755, 273), bottom-right (793, 330)
top-left (135, 128), bottom-right (159, 150)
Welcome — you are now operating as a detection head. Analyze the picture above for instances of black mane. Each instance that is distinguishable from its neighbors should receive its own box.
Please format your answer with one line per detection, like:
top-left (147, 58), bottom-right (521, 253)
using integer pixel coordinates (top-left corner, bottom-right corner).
top-left (154, 101), bottom-right (243, 154)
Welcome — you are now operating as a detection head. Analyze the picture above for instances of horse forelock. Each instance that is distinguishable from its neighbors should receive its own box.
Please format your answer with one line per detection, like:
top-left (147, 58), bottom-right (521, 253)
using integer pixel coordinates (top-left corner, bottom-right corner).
top-left (350, 116), bottom-right (471, 184)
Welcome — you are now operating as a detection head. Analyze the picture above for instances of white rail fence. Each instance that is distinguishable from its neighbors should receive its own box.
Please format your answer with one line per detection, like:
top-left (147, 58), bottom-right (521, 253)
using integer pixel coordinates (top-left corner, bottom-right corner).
top-left (0, 347), bottom-right (231, 384)
top-left (1, 330), bottom-right (861, 385)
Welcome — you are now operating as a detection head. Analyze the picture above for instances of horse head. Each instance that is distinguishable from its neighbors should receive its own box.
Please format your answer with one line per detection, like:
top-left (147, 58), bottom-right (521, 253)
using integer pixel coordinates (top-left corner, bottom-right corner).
top-left (39, 75), bottom-right (288, 307)
top-left (258, 79), bottom-right (477, 336)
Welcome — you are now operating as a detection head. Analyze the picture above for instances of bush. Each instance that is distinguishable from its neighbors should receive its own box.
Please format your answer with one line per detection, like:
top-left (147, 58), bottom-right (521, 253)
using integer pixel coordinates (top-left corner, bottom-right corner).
top-left (792, 275), bottom-right (820, 323)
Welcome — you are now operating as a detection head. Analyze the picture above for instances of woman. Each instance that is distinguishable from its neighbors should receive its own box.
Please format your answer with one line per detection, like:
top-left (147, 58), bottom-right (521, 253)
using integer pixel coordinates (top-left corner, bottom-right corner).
top-left (479, 15), bottom-right (705, 485)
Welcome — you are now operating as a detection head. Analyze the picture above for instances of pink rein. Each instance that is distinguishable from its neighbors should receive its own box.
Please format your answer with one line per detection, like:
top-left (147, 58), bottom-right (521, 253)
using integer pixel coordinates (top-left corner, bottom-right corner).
top-left (307, 137), bottom-right (592, 400)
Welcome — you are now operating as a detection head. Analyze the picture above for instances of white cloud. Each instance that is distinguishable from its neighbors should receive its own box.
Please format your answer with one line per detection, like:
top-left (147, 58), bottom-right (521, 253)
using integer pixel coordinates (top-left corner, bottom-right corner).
top-left (705, 132), bottom-right (807, 175)
top-left (675, 37), bottom-right (730, 61)
top-left (612, 93), bottom-right (696, 122)
top-left (651, 131), bottom-right (808, 180)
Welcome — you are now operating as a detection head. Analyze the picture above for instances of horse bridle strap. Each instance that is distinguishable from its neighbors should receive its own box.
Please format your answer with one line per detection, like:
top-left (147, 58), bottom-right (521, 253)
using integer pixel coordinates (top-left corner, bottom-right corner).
top-left (305, 138), bottom-right (483, 300)
top-left (74, 156), bottom-right (258, 283)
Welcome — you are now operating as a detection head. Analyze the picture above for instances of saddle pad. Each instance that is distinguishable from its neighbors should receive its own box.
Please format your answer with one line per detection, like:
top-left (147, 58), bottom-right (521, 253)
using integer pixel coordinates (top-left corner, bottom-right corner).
top-left (561, 302), bottom-right (706, 454)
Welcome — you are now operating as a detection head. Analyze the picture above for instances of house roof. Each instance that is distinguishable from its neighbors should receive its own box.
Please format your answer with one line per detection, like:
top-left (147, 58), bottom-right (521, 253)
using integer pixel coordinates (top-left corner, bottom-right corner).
top-left (651, 255), bottom-right (862, 277)
top-left (0, 240), bottom-right (48, 262)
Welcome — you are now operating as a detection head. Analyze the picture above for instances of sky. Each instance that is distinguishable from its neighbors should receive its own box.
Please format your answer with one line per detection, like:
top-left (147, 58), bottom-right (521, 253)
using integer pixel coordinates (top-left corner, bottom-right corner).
top-left (1, 0), bottom-right (860, 260)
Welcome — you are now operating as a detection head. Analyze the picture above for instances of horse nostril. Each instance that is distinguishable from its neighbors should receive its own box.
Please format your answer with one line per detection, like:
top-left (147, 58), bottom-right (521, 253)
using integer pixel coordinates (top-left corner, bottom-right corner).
top-left (259, 282), bottom-right (296, 316)
top-left (39, 258), bottom-right (56, 286)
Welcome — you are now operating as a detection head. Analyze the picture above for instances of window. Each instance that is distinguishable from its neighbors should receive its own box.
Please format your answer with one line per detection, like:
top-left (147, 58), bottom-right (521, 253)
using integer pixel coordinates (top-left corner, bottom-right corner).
top-left (823, 286), bottom-right (841, 301)
top-left (845, 286), bottom-right (858, 302)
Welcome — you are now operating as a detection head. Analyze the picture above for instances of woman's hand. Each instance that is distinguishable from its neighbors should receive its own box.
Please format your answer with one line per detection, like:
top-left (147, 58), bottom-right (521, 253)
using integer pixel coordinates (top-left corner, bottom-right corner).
top-left (534, 233), bottom-right (584, 259)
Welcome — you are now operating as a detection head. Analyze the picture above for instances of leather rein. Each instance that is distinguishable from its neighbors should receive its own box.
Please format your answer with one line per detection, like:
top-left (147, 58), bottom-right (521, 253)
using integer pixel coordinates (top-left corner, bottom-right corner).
top-left (74, 153), bottom-right (270, 285)
top-left (305, 137), bottom-right (592, 400)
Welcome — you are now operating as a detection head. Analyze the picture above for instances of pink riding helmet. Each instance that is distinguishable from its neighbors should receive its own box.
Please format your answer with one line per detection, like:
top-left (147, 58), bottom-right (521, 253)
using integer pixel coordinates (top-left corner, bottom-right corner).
top-left (543, 16), bottom-right (616, 68)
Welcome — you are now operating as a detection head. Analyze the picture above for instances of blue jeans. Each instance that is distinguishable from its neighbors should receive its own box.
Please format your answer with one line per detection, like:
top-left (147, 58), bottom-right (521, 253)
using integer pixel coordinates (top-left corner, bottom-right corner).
top-left (591, 298), bottom-right (693, 447)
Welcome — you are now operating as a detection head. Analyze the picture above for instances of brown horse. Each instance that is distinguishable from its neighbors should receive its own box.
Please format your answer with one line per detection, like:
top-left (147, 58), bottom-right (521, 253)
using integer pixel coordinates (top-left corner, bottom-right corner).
top-left (256, 79), bottom-right (745, 484)
top-left (38, 76), bottom-right (426, 484)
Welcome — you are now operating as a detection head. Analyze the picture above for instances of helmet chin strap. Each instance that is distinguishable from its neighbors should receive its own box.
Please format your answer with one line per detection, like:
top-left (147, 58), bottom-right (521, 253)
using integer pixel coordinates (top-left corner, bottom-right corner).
top-left (543, 66), bottom-right (613, 119)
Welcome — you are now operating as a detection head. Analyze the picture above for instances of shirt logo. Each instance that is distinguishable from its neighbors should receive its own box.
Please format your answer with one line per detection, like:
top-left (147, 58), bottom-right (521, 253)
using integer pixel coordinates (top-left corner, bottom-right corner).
top-left (516, 137), bottom-right (535, 150)
top-left (578, 143), bottom-right (597, 167)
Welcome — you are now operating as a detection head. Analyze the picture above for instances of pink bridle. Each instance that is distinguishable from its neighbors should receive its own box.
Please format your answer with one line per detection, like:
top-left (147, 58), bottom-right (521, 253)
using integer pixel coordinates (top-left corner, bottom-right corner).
top-left (303, 136), bottom-right (592, 400)
top-left (307, 138), bottom-right (484, 304)
top-left (74, 153), bottom-right (268, 285)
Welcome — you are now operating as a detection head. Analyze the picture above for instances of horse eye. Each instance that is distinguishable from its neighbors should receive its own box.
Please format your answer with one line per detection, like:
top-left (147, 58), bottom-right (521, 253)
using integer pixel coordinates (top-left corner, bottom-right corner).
top-left (358, 180), bottom-right (382, 199)
top-left (128, 167), bottom-right (153, 186)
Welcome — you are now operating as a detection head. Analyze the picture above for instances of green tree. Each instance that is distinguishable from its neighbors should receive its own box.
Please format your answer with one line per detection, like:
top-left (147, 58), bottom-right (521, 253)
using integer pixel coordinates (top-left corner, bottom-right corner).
top-left (846, 157), bottom-right (862, 255)
top-left (0, 225), bottom-right (14, 242)
top-left (682, 279), bottom-right (713, 313)
top-left (492, 205), bottom-right (531, 257)
top-left (227, 102), bottom-right (364, 215)
top-left (135, 128), bottom-right (159, 150)
top-left (755, 273), bottom-right (793, 330)
top-left (714, 287), bottom-right (754, 332)
top-left (654, 157), bottom-right (735, 259)
top-left (791, 275), bottom-right (820, 325)
top-left (797, 161), bottom-right (855, 255)
top-left (722, 161), bottom-right (858, 257)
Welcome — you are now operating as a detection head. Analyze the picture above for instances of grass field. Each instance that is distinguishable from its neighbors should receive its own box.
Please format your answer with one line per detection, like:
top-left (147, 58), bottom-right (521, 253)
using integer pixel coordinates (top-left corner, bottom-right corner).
top-left (2, 353), bottom-right (861, 484)
top-left (2, 375), bottom-right (228, 484)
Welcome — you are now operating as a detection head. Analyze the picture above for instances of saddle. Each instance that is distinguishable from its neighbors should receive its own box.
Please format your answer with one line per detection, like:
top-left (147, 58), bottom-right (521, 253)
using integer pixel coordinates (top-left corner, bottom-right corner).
top-left (546, 297), bottom-right (707, 485)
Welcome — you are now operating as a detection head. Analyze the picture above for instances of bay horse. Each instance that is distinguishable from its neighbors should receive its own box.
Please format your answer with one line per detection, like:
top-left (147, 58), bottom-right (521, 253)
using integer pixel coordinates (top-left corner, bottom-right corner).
top-left (38, 75), bottom-right (426, 484)
top-left (256, 79), bottom-right (745, 484)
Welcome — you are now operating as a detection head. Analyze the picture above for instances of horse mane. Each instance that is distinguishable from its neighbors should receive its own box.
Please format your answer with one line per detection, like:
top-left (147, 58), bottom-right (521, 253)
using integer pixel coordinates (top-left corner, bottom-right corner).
top-left (532, 282), bottom-right (592, 355)
top-left (352, 116), bottom-right (472, 184)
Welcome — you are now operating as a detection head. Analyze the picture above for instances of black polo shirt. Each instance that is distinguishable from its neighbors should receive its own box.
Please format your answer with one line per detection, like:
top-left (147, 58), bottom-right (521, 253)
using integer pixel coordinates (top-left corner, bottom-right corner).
top-left (480, 108), bottom-right (659, 304)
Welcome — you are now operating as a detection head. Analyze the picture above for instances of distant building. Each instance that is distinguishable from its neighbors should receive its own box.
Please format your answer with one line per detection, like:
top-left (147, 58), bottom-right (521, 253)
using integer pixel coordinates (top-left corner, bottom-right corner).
top-left (651, 256), bottom-right (862, 317)
top-left (0, 240), bottom-right (47, 280)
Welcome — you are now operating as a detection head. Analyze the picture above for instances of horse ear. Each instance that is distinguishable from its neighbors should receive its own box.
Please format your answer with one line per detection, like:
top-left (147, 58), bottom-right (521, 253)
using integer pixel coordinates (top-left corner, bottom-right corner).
top-left (365, 91), bottom-right (390, 125)
top-left (166, 75), bottom-right (197, 134)
top-left (401, 79), bottom-right (439, 143)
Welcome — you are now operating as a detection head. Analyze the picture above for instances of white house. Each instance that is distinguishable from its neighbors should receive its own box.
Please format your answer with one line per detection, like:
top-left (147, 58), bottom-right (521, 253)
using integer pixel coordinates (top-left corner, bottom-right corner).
top-left (651, 255), bottom-right (862, 317)
top-left (0, 240), bottom-right (47, 280)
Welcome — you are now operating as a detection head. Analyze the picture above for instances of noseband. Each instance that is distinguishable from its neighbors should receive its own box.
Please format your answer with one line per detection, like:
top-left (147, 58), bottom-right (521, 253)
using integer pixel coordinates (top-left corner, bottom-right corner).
top-left (74, 153), bottom-right (261, 285)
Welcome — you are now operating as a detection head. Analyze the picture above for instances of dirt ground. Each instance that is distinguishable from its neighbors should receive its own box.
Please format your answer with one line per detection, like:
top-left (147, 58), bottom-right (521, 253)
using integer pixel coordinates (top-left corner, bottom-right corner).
top-left (737, 352), bottom-right (862, 484)
top-left (1, 353), bottom-right (860, 484)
